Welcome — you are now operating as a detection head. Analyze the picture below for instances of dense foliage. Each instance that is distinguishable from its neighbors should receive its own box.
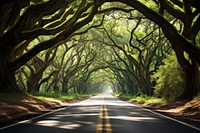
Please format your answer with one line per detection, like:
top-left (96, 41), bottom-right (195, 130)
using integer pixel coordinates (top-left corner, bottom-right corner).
top-left (153, 52), bottom-right (184, 101)
top-left (0, 0), bottom-right (200, 100)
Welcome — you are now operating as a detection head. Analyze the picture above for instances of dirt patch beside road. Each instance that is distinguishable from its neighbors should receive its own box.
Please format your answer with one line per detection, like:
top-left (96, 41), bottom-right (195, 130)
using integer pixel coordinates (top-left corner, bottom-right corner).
top-left (128, 97), bottom-right (200, 128)
top-left (0, 93), bottom-right (83, 123)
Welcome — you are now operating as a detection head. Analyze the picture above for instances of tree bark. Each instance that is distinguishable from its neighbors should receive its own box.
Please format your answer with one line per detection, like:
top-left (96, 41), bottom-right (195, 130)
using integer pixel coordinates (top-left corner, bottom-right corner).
top-left (0, 52), bottom-right (21, 92)
top-left (184, 59), bottom-right (199, 99)
top-left (27, 74), bottom-right (42, 93)
top-left (172, 44), bottom-right (199, 99)
top-left (0, 0), bottom-right (17, 7)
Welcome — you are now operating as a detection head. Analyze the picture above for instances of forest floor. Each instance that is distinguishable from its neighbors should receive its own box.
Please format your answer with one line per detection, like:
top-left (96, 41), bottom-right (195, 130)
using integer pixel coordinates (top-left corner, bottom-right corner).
top-left (0, 93), bottom-right (200, 128)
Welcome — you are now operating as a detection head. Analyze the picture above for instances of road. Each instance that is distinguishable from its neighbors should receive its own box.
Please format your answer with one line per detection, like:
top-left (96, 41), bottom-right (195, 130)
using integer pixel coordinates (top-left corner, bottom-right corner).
top-left (0, 91), bottom-right (199, 133)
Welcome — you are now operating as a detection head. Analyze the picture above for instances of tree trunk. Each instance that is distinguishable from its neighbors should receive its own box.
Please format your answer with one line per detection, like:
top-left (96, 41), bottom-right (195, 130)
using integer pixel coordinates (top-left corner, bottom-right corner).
top-left (0, 52), bottom-right (21, 92)
top-left (27, 76), bottom-right (40, 93)
top-left (27, 71), bottom-right (43, 93)
top-left (162, 24), bottom-right (200, 99)
top-left (173, 46), bottom-right (199, 99)
top-left (182, 59), bottom-right (199, 99)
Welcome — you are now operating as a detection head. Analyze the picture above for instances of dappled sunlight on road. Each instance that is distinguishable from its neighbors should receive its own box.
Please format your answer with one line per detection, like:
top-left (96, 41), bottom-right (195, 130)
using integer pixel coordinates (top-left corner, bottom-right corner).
top-left (1, 92), bottom-right (199, 133)
top-left (35, 120), bottom-right (81, 129)
top-left (109, 115), bottom-right (157, 122)
top-left (30, 104), bottom-right (100, 132)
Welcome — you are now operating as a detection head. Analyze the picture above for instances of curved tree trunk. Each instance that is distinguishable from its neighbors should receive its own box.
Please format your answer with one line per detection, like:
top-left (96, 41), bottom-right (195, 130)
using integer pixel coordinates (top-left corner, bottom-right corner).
top-left (0, 52), bottom-right (21, 92)
top-left (183, 59), bottom-right (199, 99)
top-left (173, 45), bottom-right (199, 99)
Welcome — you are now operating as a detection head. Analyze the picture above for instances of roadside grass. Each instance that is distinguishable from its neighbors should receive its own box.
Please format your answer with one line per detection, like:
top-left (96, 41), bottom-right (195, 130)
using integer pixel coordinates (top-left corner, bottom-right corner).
top-left (114, 93), bottom-right (166, 104)
top-left (0, 92), bottom-right (93, 103)
top-left (33, 92), bottom-right (90, 101)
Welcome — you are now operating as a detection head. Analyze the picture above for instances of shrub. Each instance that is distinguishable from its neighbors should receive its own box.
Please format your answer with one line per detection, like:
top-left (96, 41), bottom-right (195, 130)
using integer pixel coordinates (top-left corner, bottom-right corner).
top-left (152, 51), bottom-right (184, 101)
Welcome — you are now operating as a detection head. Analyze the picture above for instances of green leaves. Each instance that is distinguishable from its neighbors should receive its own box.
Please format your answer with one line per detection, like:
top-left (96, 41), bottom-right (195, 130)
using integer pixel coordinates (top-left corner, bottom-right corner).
top-left (153, 51), bottom-right (184, 101)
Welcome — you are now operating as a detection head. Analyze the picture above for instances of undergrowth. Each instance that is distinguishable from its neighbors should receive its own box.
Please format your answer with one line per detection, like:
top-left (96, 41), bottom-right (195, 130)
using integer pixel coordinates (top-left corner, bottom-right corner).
top-left (115, 93), bottom-right (166, 104)
top-left (33, 92), bottom-right (90, 101)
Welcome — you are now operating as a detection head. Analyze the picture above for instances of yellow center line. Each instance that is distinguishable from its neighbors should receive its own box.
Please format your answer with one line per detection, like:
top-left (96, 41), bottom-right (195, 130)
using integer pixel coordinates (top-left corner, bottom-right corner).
top-left (96, 104), bottom-right (103, 133)
top-left (96, 97), bottom-right (112, 133)
top-left (104, 105), bottom-right (112, 133)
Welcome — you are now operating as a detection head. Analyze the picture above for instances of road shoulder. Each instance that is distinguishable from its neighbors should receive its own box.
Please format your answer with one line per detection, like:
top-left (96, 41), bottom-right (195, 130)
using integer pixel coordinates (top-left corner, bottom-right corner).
top-left (123, 98), bottom-right (200, 129)
top-left (0, 93), bottom-right (88, 127)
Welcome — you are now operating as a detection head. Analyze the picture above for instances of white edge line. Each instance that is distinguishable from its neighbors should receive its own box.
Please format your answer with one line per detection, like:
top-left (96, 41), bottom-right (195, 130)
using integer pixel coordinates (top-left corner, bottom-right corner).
top-left (0, 105), bottom-right (72, 131)
top-left (2, 96), bottom-right (199, 131)
top-left (128, 101), bottom-right (200, 131)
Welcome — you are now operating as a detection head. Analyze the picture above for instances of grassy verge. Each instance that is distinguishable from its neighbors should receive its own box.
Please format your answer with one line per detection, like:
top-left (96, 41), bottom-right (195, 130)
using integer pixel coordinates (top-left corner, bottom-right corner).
top-left (114, 93), bottom-right (166, 104)
top-left (33, 92), bottom-right (91, 101)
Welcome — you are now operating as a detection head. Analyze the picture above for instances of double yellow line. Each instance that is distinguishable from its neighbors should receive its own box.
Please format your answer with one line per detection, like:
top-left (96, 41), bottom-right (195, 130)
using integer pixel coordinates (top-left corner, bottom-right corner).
top-left (96, 98), bottom-right (112, 133)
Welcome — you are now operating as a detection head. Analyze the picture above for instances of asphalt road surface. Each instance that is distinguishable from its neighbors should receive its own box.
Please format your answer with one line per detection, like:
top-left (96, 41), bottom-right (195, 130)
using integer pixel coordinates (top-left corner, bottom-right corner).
top-left (0, 91), bottom-right (200, 133)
